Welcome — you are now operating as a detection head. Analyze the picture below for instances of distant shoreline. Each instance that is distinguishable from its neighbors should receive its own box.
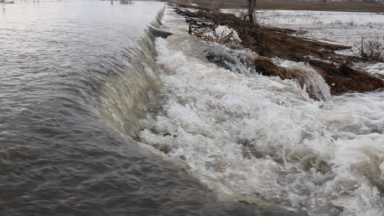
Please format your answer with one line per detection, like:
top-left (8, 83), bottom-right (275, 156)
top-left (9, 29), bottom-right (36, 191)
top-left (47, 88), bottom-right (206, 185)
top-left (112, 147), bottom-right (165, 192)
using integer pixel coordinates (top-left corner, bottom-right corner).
top-left (164, 0), bottom-right (384, 13)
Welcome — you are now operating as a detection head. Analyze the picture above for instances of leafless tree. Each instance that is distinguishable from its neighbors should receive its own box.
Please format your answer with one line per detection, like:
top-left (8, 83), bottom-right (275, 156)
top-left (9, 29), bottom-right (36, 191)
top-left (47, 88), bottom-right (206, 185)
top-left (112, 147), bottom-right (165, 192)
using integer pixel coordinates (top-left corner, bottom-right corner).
top-left (247, 0), bottom-right (257, 23)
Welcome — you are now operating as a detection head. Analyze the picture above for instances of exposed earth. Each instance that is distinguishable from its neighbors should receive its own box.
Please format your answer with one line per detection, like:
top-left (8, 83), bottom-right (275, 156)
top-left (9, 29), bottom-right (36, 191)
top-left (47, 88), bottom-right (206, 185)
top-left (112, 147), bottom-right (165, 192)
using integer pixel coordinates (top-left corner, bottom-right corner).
top-left (166, 0), bottom-right (384, 12)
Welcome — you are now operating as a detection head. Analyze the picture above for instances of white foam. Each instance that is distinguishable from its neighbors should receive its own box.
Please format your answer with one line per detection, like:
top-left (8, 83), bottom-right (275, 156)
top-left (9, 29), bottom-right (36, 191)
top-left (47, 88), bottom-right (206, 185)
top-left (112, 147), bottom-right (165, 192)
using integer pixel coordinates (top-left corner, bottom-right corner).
top-left (274, 59), bottom-right (332, 102)
top-left (141, 7), bottom-right (384, 215)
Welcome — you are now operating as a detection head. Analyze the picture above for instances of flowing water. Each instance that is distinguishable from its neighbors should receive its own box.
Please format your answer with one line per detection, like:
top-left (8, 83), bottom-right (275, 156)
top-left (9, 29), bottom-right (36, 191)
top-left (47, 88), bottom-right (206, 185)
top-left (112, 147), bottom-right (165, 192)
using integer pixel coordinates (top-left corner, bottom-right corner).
top-left (1, 1), bottom-right (384, 216)
top-left (0, 1), bottom-right (263, 215)
top-left (139, 5), bottom-right (384, 216)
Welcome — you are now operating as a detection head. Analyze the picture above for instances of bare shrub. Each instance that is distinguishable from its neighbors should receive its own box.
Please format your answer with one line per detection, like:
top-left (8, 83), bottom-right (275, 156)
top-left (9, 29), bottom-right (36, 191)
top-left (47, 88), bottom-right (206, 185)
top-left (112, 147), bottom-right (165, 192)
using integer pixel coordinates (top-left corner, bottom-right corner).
top-left (354, 36), bottom-right (384, 62)
top-left (235, 9), bottom-right (257, 23)
top-left (234, 9), bottom-right (248, 20)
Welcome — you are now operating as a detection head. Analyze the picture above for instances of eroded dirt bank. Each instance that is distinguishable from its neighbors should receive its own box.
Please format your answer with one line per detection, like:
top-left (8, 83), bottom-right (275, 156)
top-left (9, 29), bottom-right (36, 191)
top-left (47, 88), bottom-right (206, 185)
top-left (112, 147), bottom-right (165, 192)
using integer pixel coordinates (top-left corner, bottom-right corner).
top-left (167, 0), bottom-right (384, 12)
top-left (174, 6), bottom-right (384, 100)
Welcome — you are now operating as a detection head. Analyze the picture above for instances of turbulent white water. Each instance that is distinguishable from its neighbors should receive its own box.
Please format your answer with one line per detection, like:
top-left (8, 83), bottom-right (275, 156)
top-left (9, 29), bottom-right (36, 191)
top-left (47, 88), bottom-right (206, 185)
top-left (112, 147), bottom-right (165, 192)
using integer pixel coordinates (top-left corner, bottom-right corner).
top-left (272, 59), bottom-right (332, 102)
top-left (140, 6), bottom-right (384, 216)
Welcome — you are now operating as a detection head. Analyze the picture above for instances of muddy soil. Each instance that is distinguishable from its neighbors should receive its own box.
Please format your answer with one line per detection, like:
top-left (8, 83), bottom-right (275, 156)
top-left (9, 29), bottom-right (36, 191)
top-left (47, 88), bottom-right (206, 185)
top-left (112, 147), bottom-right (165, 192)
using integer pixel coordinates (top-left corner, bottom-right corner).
top-left (166, 0), bottom-right (384, 12)
top-left (174, 7), bottom-right (384, 99)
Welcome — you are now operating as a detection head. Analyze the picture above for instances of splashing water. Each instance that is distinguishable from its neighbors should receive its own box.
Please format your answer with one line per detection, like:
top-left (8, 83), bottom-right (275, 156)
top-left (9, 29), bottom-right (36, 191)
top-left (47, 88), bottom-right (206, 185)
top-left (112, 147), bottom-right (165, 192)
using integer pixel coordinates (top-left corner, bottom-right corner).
top-left (275, 59), bottom-right (332, 102)
top-left (140, 6), bottom-right (384, 216)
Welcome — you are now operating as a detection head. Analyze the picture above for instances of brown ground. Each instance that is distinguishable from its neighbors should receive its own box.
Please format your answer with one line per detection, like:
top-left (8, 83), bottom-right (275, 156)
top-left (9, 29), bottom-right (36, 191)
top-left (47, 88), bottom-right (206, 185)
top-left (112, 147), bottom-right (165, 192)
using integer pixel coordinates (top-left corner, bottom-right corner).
top-left (175, 7), bottom-right (384, 99)
top-left (166, 0), bottom-right (384, 12)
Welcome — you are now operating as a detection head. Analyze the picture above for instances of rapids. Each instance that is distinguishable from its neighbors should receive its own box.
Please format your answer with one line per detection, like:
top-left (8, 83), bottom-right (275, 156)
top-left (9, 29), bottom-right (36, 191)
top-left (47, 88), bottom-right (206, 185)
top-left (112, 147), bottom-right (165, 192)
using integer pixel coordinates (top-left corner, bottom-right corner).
top-left (0, 1), bottom-right (307, 215)
top-left (2, 1), bottom-right (383, 215)
top-left (139, 5), bottom-right (384, 216)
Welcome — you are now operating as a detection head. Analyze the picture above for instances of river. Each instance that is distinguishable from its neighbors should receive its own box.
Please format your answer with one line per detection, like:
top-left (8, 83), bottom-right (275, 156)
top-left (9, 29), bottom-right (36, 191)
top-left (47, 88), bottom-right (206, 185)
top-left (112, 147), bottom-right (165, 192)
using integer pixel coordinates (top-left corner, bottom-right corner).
top-left (1, 1), bottom-right (383, 216)
top-left (0, 1), bottom-right (220, 215)
top-left (140, 5), bottom-right (384, 216)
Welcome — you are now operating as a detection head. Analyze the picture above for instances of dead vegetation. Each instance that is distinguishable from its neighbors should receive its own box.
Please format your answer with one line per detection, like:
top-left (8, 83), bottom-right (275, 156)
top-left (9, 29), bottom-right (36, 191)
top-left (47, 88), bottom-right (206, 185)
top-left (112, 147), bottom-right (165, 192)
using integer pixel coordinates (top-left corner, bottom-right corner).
top-left (174, 6), bottom-right (384, 99)
top-left (167, 0), bottom-right (384, 12)
top-left (354, 36), bottom-right (384, 62)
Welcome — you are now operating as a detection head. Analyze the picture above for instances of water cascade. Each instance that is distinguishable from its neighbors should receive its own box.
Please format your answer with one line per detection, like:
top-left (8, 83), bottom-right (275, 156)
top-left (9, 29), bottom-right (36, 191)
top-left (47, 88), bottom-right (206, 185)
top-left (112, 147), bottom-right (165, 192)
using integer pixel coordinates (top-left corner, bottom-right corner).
top-left (139, 5), bottom-right (384, 216)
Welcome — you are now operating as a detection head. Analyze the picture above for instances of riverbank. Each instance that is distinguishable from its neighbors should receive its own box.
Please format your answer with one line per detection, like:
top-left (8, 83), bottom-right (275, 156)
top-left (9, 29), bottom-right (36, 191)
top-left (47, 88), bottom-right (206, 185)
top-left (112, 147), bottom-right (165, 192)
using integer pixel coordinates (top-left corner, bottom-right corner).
top-left (165, 0), bottom-right (384, 12)
top-left (172, 6), bottom-right (384, 100)
top-left (141, 3), bottom-right (384, 215)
